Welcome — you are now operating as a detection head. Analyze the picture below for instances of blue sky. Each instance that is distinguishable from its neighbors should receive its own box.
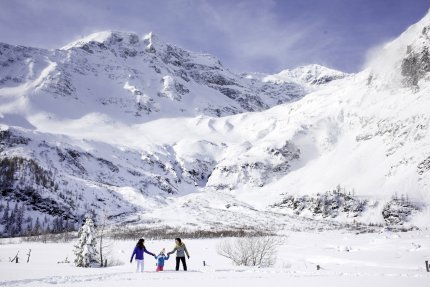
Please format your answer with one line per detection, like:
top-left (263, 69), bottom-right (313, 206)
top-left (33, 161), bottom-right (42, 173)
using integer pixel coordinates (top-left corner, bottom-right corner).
top-left (0, 0), bottom-right (429, 73)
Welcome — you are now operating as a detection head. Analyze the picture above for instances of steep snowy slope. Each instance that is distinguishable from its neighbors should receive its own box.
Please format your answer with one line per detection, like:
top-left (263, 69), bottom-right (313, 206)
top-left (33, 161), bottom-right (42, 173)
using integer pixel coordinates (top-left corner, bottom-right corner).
top-left (0, 12), bottom-right (430, 235)
top-left (366, 11), bottom-right (430, 89)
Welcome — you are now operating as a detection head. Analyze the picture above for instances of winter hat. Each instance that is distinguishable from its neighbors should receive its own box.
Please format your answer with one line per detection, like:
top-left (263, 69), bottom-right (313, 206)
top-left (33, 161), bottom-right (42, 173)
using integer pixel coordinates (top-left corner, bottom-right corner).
top-left (159, 248), bottom-right (165, 255)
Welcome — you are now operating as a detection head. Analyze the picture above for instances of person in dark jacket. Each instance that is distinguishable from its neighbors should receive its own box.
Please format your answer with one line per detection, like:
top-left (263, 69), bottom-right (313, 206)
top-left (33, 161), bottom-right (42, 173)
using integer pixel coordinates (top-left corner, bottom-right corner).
top-left (167, 238), bottom-right (190, 271)
top-left (130, 238), bottom-right (155, 272)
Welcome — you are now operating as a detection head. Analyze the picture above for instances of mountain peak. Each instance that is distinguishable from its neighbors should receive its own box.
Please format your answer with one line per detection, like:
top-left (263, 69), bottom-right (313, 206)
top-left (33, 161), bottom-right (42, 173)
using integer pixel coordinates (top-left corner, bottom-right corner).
top-left (61, 30), bottom-right (149, 50)
top-left (263, 64), bottom-right (349, 86)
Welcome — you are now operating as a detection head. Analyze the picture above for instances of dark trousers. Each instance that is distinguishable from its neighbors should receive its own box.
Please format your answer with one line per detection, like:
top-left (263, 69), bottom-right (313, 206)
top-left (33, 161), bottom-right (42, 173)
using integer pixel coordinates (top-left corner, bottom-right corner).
top-left (176, 256), bottom-right (187, 271)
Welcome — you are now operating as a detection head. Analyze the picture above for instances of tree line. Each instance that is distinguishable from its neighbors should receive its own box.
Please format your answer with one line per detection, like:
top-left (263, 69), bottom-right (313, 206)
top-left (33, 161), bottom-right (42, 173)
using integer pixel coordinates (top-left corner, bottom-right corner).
top-left (0, 201), bottom-right (76, 237)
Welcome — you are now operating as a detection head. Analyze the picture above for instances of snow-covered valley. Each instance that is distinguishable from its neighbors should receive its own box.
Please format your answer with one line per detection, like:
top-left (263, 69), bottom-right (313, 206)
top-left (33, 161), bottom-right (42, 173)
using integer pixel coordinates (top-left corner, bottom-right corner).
top-left (1, 8), bottom-right (430, 238)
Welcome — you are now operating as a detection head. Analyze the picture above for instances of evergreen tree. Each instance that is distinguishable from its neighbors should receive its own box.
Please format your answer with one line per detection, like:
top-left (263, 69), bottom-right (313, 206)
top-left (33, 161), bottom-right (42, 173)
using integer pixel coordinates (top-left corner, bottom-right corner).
top-left (53, 217), bottom-right (65, 233)
top-left (26, 218), bottom-right (33, 236)
top-left (1, 202), bottom-right (9, 224)
top-left (4, 202), bottom-right (13, 236)
top-left (73, 217), bottom-right (98, 267)
top-left (12, 202), bottom-right (18, 217)
top-left (15, 204), bottom-right (24, 235)
top-left (45, 223), bottom-right (51, 234)
top-left (65, 220), bottom-right (75, 232)
top-left (59, 217), bottom-right (65, 232)
top-left (34, 217), bottom-right (41, 235)
top-left (52, 218), bottom-right (59, 233)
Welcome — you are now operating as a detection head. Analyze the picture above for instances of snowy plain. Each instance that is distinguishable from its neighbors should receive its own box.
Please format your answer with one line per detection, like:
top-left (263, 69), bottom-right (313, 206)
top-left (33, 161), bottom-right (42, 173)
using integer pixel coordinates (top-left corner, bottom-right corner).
top-left (1, 230), bottom-right (430, 286)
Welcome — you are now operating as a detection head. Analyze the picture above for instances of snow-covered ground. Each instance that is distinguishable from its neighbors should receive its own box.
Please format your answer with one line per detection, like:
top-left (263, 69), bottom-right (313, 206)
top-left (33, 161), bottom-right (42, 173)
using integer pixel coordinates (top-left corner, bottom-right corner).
top-left (1, 230), bottom-right (430, 286)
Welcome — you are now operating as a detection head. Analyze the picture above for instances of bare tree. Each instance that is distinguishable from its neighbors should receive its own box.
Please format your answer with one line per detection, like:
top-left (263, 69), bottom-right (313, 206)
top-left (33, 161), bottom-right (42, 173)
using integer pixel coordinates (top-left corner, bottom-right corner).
top-left (216, 236), bottom-right (283, 267)
top-left (98, 215), bottom-right (106, 267)
top-left (97, 212), bottom-right (113, 267)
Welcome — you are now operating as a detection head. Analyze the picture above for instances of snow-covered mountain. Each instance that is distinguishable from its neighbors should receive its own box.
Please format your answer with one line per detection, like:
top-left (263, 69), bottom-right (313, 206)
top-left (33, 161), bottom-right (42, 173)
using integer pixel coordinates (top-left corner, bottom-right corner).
top-left (1, 11), bottom-right (430, 236)
top-left (244, 64), bottom-right (348, 87)
top-left (0, 30), bottom-right (344, 123)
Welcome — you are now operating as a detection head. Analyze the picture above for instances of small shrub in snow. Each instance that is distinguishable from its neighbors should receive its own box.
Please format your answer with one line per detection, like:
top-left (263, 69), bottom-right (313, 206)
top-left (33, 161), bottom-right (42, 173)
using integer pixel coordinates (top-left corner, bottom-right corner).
top-left (73, 217), bottom-right (98, 267)
top-left (216, 236), bottom-right (283, 267)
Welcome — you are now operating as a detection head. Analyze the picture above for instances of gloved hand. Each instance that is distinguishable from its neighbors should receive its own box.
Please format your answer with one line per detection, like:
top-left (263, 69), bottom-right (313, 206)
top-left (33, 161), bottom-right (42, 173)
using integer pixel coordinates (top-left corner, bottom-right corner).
top-left (130, 259), bottom-right (132, 263)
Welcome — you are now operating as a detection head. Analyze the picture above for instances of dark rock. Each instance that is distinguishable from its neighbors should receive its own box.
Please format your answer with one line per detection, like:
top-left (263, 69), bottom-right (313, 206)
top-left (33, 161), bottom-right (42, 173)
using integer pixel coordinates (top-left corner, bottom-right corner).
top-left (417, 156), bottom-right (430, 175)
top-left (274, 187), bottom-right (367, 218)
top-left (401, 46), bottom-right (430, 88)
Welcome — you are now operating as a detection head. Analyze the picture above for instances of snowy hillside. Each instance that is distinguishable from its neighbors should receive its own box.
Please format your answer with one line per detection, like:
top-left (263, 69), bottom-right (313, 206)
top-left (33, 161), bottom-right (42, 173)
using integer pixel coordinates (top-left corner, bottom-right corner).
top-left (1, 11), bottom-right (430, 236)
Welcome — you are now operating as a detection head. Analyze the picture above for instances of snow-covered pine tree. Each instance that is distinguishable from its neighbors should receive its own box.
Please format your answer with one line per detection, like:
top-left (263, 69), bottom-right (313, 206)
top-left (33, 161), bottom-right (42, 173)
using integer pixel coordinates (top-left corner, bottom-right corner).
top-left (73, 217), bottom-right (98, 267)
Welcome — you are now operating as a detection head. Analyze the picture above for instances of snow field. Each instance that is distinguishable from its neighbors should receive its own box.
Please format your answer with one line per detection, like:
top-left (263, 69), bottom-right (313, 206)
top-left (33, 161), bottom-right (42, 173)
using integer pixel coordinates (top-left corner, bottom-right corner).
top-left (1, 230), bottom-right (429, 286)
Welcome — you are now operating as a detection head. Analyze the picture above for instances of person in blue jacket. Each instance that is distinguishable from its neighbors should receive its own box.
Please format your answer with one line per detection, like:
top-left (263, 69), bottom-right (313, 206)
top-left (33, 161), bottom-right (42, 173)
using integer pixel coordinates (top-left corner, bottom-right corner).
top-left (154, 248), bottom-right (170, 272)
top-left (130, 238), bottom-right (155, 272)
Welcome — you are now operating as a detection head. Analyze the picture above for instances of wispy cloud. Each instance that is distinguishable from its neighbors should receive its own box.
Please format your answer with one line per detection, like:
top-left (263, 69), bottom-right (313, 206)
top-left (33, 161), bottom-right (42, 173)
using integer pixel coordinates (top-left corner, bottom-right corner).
top-left (192, 0), bottom-right (325, 72)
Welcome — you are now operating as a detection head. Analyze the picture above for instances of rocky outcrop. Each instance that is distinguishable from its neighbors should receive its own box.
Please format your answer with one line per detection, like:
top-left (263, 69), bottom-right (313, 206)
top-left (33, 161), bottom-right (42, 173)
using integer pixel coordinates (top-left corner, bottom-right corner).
top-left (209, 141), bottom-right (300, 190)
top-left (273, 187), bottom-right (367, 218)
top-left (401, 45), bottom-right (430, 87)
top-left (417, 155), bottom-right (430, 175)
top-left (382, 197), bottom-right (421, 225)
